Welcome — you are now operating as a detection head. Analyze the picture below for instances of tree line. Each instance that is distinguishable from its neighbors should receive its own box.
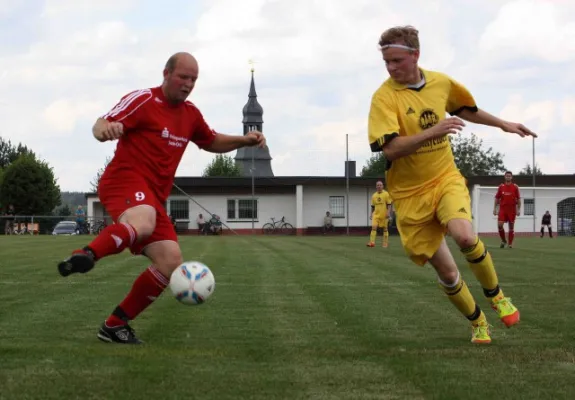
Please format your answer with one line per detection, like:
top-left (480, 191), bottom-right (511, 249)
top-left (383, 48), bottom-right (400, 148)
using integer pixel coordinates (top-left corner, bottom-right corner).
top-left (360, 133), bottom-right (543, 178)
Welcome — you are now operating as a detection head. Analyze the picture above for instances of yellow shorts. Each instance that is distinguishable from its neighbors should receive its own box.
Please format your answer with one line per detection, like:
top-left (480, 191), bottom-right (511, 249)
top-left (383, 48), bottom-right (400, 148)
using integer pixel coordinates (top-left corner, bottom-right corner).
top-left (372, 215), bottom-right (389, 229)
top-left (393, 175), bottom-right (472, 266)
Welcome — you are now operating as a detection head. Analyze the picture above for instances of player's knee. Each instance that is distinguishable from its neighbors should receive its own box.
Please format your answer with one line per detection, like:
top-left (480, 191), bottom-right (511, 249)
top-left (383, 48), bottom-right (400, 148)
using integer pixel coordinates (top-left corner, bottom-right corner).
top-left (163, 252), bottom-right (184, 273)
top-left (454, 233), bottom-right (476, 250)
top-left (438, 269), bottom-right (460, 287)
top-left (146, 242), bottom-right (183, 277)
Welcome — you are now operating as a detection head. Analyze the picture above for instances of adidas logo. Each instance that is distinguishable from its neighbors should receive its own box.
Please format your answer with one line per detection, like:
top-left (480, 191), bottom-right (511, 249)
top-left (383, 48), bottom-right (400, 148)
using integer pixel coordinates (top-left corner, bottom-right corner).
top-left (406, 107), bottom-right (415, 115)
top-left (458, 207), bottom-right (467, 214)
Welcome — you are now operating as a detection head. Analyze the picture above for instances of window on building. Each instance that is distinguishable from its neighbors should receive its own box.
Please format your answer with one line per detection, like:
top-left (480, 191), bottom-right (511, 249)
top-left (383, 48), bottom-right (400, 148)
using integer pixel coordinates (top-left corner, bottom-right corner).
top-left (523, 198), bottom-right (535, 216)
top-left (227, 199), bottom-right (235, 219)
top-left (227, 199), bottom-right (258, 220)
top-left (329, 196), bottom-right (345, 218)
top-left (170, 199), bottom-right (189, 220)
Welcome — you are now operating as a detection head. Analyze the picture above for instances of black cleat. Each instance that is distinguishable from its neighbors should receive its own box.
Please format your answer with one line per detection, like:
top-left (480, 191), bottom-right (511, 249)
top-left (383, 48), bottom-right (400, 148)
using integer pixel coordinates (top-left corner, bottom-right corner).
top-left (58, 249), bottom-right (95, 277)
top-left (500, 241), bottom-right (506, 249)
top-left (97, 323), bottom-right (143, 344)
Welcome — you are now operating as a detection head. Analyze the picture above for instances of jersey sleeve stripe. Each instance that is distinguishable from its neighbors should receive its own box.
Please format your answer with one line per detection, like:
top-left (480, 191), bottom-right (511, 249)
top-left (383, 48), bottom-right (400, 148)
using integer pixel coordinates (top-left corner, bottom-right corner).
top-left (108, 89), bottom-right (151, 117)
top-left (102, 89), bottom-right (152, 120)
top-left (102, 89), bottom-right (144, 119)
top-left (449, 105), bottom-right (478, 116)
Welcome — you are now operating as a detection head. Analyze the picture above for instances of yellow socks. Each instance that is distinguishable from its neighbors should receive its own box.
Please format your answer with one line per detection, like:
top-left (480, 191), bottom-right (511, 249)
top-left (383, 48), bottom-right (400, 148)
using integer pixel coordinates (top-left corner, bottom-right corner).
top-left (440, 273), bottom-right (486, 325)
top-left (383, 230), bottom-right (389, 245)
top-left (369, 230), bottom-right (376, 243)
top-left (461, 238), bottom-right (503, 302)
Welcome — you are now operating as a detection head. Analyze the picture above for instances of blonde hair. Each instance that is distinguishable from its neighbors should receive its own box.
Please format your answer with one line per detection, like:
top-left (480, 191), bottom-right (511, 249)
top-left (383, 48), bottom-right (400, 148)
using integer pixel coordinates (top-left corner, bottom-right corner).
top-left (378, 25), bottom-right (420, 51)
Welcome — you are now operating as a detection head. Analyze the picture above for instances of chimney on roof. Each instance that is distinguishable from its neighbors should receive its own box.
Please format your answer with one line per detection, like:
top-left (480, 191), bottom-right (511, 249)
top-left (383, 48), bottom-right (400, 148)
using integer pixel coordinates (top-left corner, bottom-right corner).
top-left (345, 161), bottom-right (356, 178)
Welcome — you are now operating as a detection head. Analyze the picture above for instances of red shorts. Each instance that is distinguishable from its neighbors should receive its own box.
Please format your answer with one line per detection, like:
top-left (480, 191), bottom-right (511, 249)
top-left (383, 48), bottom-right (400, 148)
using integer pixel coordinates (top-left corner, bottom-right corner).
top-left (498, 207), bottom-right (517, 223)
top-left (98, 172), bottom-right (177, 255)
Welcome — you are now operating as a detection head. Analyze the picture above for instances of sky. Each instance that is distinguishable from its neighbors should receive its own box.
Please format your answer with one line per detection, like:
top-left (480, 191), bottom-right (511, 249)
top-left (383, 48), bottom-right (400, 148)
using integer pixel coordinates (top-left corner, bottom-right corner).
top-left (0, 0), bottom-right (573, 192)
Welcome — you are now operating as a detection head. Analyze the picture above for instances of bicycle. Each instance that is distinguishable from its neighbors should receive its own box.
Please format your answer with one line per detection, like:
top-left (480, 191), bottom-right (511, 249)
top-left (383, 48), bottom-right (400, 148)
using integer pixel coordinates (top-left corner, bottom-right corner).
top-left (90, 219), bottom-right (107, 235)
top-left (262, 216), bottom-right (295, 235)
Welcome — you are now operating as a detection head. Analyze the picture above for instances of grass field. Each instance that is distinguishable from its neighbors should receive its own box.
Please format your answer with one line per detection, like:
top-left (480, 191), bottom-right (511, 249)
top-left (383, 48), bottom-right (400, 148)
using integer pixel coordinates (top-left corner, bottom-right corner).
top-left (1, 234), bottom-right (574, 400)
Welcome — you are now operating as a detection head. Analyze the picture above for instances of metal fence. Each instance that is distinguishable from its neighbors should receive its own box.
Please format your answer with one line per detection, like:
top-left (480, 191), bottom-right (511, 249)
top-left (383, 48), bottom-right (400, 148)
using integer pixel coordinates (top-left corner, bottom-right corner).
top-left (0, 215), bottom-right (113, 236)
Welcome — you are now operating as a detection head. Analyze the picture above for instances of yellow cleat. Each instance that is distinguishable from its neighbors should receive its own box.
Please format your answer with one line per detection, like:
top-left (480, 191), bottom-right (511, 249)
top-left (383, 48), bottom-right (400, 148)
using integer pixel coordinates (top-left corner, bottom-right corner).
top-left (471, 322), bottom-right (492, 344)
top-left (491, 297), bottom-right (520, 328)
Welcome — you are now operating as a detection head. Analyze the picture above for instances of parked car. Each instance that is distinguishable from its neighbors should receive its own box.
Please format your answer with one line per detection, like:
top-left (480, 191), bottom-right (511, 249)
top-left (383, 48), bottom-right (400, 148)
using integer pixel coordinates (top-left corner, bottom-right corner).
top-left (52, 221), bottom-right (78, 236)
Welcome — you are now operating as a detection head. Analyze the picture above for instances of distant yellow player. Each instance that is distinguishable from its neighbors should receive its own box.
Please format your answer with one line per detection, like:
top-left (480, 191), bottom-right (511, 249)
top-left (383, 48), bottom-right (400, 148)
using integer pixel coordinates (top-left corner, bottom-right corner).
top-left (367, 181), bottom-right (393, 248)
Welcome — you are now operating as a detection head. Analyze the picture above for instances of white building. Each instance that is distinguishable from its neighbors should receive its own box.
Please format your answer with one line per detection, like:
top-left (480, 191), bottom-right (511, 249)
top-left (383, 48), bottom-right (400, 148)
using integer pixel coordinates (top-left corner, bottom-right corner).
top-left (86, 169), bottom-right (391, 235)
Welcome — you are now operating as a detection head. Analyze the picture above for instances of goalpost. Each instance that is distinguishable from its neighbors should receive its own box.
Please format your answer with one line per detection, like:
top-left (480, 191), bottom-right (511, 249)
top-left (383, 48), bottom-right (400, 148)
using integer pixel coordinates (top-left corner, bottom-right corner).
top-left (471, 185), bottom-right (575, 237)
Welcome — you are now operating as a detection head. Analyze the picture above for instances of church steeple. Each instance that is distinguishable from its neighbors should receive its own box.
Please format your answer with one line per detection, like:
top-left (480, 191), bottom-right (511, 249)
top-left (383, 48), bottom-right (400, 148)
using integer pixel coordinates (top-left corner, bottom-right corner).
top-left (241, 68), bottom-right (264, 133)
top-left (234, 66), bottom-right (274, 177)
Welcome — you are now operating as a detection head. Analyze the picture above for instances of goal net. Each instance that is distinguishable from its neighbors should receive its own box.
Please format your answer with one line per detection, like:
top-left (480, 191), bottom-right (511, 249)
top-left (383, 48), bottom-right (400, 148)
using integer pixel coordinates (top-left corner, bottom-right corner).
top-left (471, 185), bottom-right (575, 237)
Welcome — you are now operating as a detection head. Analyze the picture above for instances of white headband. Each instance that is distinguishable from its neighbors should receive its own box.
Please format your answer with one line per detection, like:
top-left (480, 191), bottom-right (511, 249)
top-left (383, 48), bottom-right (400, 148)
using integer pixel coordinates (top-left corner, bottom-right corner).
top-left (380, 44), bottom-right (417, 51)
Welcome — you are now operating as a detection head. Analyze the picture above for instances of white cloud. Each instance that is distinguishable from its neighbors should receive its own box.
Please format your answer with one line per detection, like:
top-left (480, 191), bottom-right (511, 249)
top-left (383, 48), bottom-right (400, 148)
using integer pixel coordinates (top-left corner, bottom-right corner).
top-left (0, 0), bottom-right (573, 192)
top-left (479, 0), bottom-right (575, 64)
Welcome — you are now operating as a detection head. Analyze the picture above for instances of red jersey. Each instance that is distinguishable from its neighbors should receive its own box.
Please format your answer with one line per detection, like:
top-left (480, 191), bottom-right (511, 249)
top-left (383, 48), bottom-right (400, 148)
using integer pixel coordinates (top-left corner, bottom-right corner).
top-left (495, 183), bottom-right (520, 208)
top-left (100, 87), bottom-right (216, 201)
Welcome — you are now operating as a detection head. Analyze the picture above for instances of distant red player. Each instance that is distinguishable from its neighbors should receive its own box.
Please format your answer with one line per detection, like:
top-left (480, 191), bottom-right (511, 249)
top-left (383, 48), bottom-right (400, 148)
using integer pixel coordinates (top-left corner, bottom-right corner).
top-left (493, 171), bottom-right (521, 248)
top-left (57, 52), bottom-right (266, 344)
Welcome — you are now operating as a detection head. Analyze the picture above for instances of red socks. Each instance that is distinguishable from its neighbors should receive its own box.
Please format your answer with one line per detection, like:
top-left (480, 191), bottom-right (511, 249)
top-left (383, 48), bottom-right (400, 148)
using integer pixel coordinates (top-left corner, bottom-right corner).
top-left (508, 229), bottom-right (515, 246)
top-left (87, 223), bottom-right (137, 260)
top-left (106, 266), bottom-right (169, 327)
top-left (498, 228), bottom-right (506, 243)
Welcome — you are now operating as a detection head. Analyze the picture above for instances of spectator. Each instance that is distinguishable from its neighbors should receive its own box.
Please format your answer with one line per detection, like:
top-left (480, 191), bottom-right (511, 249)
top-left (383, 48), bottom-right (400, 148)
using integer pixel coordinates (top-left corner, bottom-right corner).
top-left (322, 211), bottom-right (335, 234)
top-left (209, 214), bottom-right (222, 235)
top-left (75, 205), bottom-right (86, 234)
top-left (196, 213), bottom-right (206, 234)
top-left (4, 204), bottom-right (15, 235)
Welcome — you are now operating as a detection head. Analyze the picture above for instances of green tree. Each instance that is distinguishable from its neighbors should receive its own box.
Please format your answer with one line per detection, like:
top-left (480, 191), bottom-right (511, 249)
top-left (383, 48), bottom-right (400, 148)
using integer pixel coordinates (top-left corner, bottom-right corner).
top-left (90, 156), bottom-right (113, 192)
top-left (450, 133), bottom-right (507, 176)
top-left (0, 154), bottom-right (61, 215)
top-left (517, 163), bottom-right (543, 176)
top-left (360, 153), bottom-right (387, 178)
top-left (0, 137), bottom-right (35, 169)
top-left (56, 203), bottom-right (73, 217)
top-left (202, 154), bottom-right (241, 177)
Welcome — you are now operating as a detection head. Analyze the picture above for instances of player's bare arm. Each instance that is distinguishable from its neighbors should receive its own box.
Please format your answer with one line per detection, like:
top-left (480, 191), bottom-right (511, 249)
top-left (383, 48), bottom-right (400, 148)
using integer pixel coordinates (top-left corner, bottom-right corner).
top-left (493, 197), bottom-right (499, 216)
top-left (382, 117), bottom-right (465, 161)
top-left (456, 108), bottom-right (537, 138)
top-left (92, 118), bottom-right (124, 142)
top-left (204, 130), bottom-right (266, 153)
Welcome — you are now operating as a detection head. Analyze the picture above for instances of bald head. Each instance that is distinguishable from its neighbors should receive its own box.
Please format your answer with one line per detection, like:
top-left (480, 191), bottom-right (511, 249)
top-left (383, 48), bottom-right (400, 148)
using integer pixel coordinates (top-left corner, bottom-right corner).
top-left (165, 52), bottom-right (198, 73)
top-left (162, 52), bottom-right (199, 104)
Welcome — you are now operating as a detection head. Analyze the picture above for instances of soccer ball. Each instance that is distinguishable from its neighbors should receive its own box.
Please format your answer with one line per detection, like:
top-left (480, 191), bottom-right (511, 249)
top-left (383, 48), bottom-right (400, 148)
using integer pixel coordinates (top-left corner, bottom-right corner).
top-left (169, 261), bottom-right (216, 305)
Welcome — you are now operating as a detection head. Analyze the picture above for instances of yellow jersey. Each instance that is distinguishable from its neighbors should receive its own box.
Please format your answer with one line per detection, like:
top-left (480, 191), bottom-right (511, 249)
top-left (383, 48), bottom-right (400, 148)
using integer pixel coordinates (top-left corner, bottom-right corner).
top-left (367, 69), bottom-right (477, 200)
top-left (371, 190), bottom-right (392, 217)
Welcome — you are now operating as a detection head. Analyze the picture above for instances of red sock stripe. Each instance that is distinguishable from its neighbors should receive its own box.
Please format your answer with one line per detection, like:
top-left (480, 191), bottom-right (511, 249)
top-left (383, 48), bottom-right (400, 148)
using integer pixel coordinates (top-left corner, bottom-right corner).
top-left (122, 223), bottom-right (137, 245)
top-left (148, 266), bottom-right (169, 288)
